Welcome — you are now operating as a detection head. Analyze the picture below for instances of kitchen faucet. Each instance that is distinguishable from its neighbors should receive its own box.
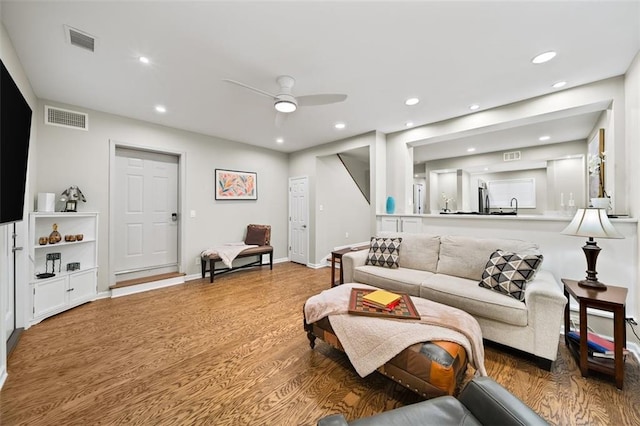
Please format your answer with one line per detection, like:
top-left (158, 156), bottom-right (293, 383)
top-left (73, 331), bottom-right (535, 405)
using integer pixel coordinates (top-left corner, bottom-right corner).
top-left (510, 197), bottom-right (518, 214)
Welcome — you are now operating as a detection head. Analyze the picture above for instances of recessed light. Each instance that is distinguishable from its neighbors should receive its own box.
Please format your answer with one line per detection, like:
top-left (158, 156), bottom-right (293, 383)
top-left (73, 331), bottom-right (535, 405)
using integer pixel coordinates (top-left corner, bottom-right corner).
top-left (552, 81), bottom-right (567, 89)
top-left (532, 51), bottom-right (556, 64)
top-left (405, 97), bottom-right (420, 106)
top-left (139, 56), bottom-right (150, 64)
top-left (467, 147), bottom-right (476, 152)
top-left (276, 138), bottom-right (284, 144)
top-left (539, 135), bottom-right (550, 141)
top-left (405, 121), bottom-right (414, 127)
top-left (155, 105), bottom-right (166, 113)
top-left (469, 104), bottom-right (480, 111)
top-left (334, 122), bottom-right (346, 129)
top-left (484, 167), bottom-right (489, 171)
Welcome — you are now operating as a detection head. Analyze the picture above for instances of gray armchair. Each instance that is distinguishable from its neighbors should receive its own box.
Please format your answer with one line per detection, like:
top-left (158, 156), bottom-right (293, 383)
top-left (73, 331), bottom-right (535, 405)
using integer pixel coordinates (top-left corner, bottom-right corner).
top-left (317, 377), bottom-right (549, 426)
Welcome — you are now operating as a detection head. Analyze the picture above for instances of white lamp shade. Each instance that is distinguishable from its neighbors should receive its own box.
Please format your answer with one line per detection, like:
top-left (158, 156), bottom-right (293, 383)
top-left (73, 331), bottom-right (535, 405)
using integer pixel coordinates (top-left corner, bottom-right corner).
top-left (561, 208), bottom-right (623, 239)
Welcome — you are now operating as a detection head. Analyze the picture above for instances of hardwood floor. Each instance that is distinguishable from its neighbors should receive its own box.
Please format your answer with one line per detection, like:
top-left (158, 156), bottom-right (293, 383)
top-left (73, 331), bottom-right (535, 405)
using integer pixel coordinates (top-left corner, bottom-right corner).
top-left (2, 262), bottom-right (639, 425)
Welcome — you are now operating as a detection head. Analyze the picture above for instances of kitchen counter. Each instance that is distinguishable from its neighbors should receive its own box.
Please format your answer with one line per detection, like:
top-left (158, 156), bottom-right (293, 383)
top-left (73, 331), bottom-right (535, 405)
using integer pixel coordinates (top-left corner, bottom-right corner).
top-left (379, 213), bottom-right (636, 223)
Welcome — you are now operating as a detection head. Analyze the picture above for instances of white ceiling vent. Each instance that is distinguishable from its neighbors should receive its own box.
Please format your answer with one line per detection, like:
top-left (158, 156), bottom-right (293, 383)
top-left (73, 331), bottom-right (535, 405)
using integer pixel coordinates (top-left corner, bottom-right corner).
top-left (45, 105), bottom-right (89, 131)
top-left (503, 151), bottom-right (521, 162)
top-left (64, 25), bottom-right (96, 52)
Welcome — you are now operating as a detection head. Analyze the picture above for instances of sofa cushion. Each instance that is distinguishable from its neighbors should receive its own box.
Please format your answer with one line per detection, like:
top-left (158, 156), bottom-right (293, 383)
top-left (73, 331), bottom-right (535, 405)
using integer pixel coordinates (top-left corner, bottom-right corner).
top-left (365, 237), bottom-right (402, 268)
top-left (420, 274), bottom-right (528, 326)
top-left (354, 266), bottom-right (432, 297)
top-left (378, 232), bottom-right (440, 272)
top-left (479, 250), bottom-right (544, 302)
top-left (436, 236), bottom-right (539, 281)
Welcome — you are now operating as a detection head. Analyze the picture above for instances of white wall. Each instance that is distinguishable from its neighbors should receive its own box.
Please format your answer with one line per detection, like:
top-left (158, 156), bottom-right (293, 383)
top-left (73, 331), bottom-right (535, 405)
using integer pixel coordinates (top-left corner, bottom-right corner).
top-left (546, 157), bottom-right (584, 213)
top-left (289, 132), bottom-right (378, 264)
top-left (0, 20), bottom-right (39, 388)
top-left (625, 51), bottom-right (640, 325)
top-left (316, 154), bottom-right (371, 262)
top-left (35, 100), bottom-right (289, 291)
top-left (436, 172), bottom-right (457, 212)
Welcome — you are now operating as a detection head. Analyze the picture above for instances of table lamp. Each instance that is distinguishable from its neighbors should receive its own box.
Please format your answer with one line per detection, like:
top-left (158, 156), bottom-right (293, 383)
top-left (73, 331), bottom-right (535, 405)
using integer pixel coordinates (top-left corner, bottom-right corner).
top-left (561, 208), bottom-right (623, 290)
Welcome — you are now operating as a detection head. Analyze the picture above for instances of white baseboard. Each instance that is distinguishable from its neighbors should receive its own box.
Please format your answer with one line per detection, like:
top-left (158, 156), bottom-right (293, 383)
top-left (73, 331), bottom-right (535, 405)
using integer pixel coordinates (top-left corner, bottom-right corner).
top-left (96, 291), bottom-right (111, 300)
top-left (111, 275), bottom-right (185, 298)
top-left (626, 341), bottom-right (640, 363)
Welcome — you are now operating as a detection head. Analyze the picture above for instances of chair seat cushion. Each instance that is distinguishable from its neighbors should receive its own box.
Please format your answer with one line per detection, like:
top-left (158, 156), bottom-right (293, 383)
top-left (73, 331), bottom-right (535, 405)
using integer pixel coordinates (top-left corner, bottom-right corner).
top-left (204, 245), bottom-right (272, 261)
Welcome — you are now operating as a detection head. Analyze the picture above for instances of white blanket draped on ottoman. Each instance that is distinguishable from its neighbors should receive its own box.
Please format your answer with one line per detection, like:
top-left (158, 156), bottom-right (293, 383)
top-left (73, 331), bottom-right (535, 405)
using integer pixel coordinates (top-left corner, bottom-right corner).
top-left (304, 283), bottom-right (487, 377)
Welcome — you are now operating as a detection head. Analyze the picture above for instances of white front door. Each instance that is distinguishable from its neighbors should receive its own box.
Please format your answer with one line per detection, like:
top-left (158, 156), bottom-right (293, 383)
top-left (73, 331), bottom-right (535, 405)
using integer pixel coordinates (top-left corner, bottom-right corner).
top-left (114, 148), bottom-right (178, 276)
top-left (289, 176), bottom-right (309, 265)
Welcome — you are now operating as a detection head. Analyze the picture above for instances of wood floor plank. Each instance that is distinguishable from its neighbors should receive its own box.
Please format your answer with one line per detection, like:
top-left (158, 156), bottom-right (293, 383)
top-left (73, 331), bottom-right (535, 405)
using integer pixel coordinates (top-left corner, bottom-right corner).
top-left (1, 262), bottom-right (639, 425)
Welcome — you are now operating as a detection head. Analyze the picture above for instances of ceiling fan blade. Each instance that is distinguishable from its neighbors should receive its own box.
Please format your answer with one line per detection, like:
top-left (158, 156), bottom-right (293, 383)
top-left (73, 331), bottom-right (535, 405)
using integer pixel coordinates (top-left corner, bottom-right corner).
top-left (275, 111), bottom-right (289, 128)
top-left (222, 79), bottom-right (276, 99)
top-left (297, 94), bottom-right (347, 107)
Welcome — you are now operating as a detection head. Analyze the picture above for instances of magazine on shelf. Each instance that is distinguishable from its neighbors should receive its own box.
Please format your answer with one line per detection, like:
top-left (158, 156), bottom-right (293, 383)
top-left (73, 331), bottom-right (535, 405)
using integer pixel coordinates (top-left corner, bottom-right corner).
top-left (566, 330), bottom-right (616, 354)
top-left (590, 350), bottom-right (629, 359)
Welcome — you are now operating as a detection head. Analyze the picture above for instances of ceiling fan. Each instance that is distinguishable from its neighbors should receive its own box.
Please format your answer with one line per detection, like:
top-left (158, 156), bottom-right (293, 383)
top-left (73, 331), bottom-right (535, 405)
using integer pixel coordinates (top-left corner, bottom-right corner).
top-left (223, 75), bottom-right (347, 126)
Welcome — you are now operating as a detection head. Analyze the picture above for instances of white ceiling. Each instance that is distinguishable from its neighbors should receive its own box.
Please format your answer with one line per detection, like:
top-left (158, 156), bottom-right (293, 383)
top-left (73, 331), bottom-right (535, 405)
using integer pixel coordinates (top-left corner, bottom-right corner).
top-left (413, 110), bottom-right (603, 163)
top-left (1, 1), bottom-right (639, 153)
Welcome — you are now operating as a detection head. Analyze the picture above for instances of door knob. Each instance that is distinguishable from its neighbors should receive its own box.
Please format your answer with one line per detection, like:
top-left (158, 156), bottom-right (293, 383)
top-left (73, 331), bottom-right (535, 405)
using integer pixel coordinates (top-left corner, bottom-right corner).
top-left (302, 224), bottom-right (307, 228)
top-left (171, 213), bottom-right (178, 222)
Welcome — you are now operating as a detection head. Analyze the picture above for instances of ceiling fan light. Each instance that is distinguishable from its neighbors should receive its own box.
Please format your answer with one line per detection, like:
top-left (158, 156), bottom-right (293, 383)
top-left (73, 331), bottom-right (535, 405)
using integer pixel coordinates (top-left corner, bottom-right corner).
top-left (275, 100), bottom-right (297, 113)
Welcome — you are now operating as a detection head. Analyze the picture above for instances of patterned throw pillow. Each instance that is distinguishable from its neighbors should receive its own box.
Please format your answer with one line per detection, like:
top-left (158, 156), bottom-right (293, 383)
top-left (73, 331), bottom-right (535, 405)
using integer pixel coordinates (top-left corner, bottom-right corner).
top-left (365, 237), bottom-right (402, 268)
top-left (478, 250), bottom-right (543, 302)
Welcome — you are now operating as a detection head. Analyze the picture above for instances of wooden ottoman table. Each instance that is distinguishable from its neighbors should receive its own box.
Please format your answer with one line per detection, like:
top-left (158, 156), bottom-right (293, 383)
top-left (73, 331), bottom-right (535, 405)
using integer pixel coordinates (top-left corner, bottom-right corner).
top-left (303, 311), bottom-right (469, 399)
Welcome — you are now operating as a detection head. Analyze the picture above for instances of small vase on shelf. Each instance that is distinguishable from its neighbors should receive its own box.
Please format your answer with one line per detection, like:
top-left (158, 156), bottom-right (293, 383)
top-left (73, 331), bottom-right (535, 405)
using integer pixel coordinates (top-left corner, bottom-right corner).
top-left (386, 196), bottom-right (395, 214)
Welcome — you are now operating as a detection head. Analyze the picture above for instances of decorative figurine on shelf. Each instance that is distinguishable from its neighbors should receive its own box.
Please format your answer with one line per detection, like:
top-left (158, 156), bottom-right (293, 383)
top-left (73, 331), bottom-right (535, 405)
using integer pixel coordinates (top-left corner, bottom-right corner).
top-left (60, 186), bottom-right (86, 212)
top-left (48, 223), bottom-right (62, 244)
top-left (441, 192), bottom-right (455, 213)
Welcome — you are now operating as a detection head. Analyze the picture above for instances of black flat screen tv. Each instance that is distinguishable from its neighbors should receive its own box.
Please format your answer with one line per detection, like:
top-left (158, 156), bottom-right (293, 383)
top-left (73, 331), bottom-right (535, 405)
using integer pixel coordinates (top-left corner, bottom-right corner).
top-left (1, 59), bottom-right (32, 224)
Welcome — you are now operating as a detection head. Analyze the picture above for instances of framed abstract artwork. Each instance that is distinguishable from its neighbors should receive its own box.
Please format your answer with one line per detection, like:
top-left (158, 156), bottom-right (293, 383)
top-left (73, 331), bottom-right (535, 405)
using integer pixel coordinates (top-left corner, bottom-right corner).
top-left (215, 169), bottom-right (257, 200)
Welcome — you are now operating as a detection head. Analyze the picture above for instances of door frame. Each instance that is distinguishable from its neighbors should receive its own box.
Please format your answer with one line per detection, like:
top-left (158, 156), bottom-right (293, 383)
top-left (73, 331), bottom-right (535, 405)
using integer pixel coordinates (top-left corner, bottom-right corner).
top-left (108, 140), bottom-right (186, 288)
top-left (288, 176), bottom-right (309, 266)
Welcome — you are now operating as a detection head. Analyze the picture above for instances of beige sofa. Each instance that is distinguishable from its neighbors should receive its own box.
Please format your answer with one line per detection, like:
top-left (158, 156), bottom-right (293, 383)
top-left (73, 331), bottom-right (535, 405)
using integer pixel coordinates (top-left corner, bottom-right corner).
top-left (342, 232), bottom-right (567, 368)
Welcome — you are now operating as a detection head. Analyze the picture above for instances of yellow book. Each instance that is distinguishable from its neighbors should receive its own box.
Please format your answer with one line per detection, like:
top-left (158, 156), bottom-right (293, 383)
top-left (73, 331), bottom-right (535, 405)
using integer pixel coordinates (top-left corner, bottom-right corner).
top-left (362, 289), bottom-right (401, 307)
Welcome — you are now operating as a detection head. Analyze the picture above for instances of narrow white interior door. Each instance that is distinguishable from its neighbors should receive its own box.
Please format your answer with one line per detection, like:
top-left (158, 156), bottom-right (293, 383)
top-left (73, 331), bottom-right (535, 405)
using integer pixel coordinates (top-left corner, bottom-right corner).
top-left (289, 177), bottom-right (309, 265)
top-left (114, 148), bottom-right (178, 274)
top-left (3, 225), bottom-right (14, 341)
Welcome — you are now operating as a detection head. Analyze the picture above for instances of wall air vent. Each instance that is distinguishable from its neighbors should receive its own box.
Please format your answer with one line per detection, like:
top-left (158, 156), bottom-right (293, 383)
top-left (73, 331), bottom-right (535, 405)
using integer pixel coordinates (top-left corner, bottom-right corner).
top-left (45, 105), bottom-right (89, 131)
top-left (503, 151), bottom-right (521, 162)
top-left (64, 25), bottom-right (96, 52)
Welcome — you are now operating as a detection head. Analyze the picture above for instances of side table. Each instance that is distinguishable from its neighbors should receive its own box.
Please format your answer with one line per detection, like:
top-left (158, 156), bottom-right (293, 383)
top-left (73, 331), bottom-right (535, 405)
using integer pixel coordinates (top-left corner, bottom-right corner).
top-left (562, 278), bottom-right (628, 389)
top-left (330, 246), bottom-right (368, 287)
